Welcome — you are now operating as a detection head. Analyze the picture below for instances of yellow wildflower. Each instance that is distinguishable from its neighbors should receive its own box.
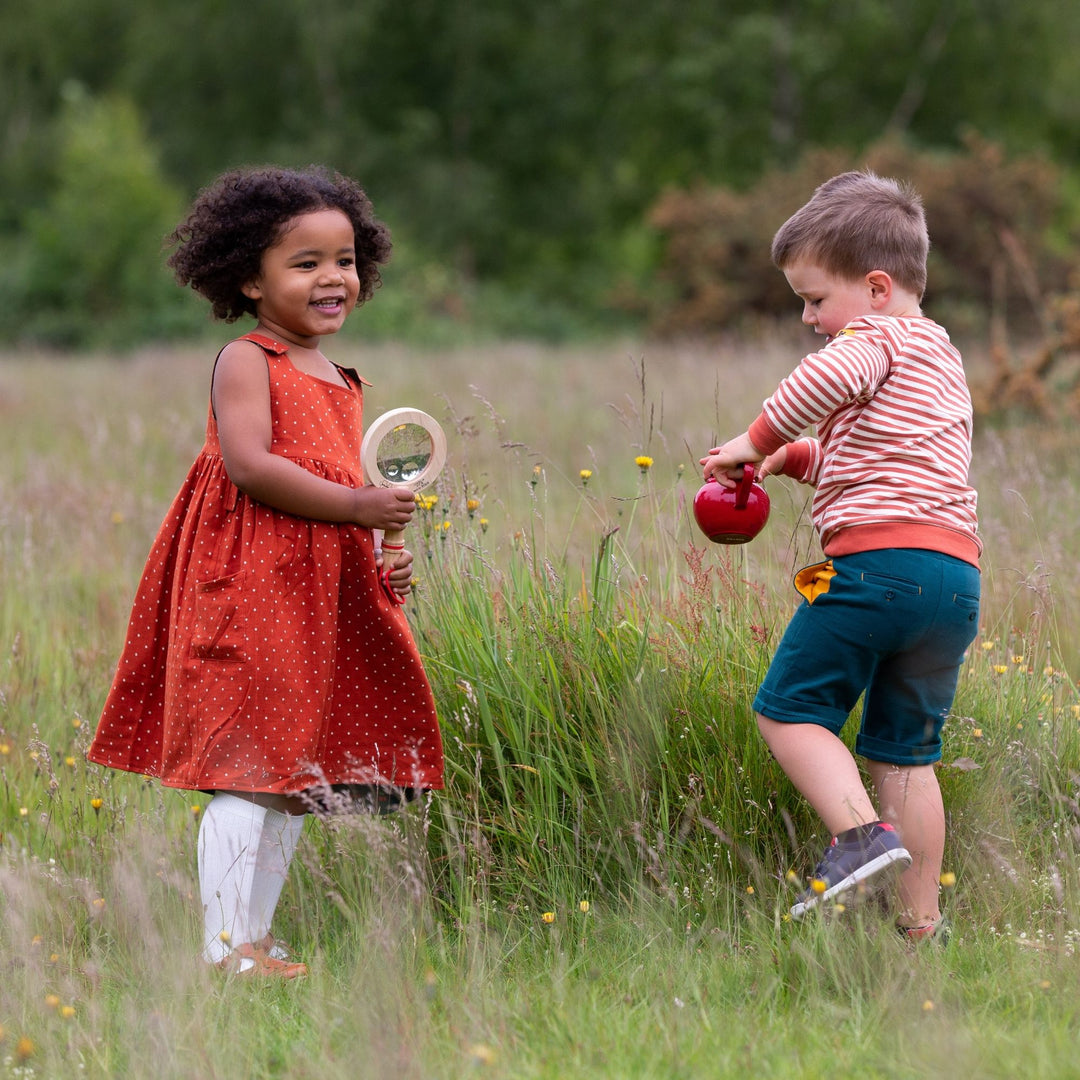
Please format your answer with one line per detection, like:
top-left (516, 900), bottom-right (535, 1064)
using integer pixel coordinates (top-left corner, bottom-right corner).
top-left (16, 1036), bottom-right (35, 1061)
top-left (541, 911), bottom-right (556, 924)
top-left (60, 1005), bottom-right (76, 1019)
top-left (466, 498), bottom-right (480, 516)
top-left (479, 517), bottom-right (489, 533)
top-left (940, 871), bottom-right (957, 888)
top-left (44, 994), bottom-right (61, 1010)
top-left (635, 455), bottom-right (653, 472)
top-left (579, 469), bottom-right (593, 485)
top-left (810, 879), bottom-right (827, 895)
top-left (579, 900), bottom-right (590, 913)
top-left (468, 1044), bottom-right (497, 1066)
top-left (90, 798), bottom-right (103, 812)
top-left (993, 665), bottom-right (1008, 675)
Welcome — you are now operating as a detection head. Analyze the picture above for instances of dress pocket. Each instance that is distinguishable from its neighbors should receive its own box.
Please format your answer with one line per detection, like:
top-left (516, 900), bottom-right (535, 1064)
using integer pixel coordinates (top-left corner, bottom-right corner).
top-left (190, 572), bottom-right (248, 663)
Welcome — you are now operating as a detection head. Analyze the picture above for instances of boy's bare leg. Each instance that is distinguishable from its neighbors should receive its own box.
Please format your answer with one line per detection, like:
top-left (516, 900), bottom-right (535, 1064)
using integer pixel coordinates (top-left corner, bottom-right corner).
top-left (867, 761), bottom-right (944, 926)
top-left (757, 714), bottom-right (878, 833)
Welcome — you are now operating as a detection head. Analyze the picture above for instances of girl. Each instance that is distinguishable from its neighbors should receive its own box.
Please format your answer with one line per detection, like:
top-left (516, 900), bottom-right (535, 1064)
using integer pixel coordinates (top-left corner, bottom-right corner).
top-left (88, 166), bottom-right (444, 978)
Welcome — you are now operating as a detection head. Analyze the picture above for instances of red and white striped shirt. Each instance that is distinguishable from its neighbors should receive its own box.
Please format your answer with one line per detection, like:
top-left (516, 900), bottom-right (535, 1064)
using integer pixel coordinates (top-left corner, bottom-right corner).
top-left (747, 315), bottom-right (981, 567)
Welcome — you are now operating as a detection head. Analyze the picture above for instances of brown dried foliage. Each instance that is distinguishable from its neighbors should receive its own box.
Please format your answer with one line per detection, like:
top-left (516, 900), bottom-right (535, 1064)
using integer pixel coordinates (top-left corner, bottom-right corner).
top-left (647, 135), bottom-right (1080, 417)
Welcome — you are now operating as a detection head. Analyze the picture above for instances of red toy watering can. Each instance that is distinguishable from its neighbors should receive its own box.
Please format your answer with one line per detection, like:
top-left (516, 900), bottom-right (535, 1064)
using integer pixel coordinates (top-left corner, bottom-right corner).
top-left (693, 464), bottom-right (770, 545)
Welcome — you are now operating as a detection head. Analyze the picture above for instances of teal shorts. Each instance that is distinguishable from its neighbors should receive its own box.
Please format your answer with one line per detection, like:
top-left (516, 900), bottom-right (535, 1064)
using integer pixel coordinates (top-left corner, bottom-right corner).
top-left (753, 549), bottom-right (980, 766)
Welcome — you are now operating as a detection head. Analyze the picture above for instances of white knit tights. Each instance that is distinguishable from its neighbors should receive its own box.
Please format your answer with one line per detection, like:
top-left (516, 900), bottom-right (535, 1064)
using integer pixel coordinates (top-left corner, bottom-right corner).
top-left (197, 792), bottom-right (305, 965)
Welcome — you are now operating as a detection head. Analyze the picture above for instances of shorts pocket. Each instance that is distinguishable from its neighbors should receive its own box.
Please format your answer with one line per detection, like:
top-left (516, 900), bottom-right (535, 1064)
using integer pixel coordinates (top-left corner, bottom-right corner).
top-left (951, 591), bottom-right (980, 624)
top-left (860, 571), bottom-right (922, 597)
top-left (190, 572), bottom-right (248, 663)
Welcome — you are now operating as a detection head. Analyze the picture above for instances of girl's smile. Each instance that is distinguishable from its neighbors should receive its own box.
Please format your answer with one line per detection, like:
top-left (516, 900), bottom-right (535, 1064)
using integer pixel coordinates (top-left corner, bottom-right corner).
top-left (242, 208), bottom-right (361, 347)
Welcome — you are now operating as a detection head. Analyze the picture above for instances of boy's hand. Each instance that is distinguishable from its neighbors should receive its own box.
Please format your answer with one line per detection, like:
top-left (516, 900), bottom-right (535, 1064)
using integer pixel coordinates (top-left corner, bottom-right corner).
top-left (700, 431), bottom-right (764, 487)
top-left (758, 445), bottom-right (787, 480)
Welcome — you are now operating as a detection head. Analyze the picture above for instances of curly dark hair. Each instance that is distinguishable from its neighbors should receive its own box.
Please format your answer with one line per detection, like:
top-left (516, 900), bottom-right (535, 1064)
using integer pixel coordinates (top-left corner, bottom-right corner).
top-left (166, 166), bottom-right (392, 322)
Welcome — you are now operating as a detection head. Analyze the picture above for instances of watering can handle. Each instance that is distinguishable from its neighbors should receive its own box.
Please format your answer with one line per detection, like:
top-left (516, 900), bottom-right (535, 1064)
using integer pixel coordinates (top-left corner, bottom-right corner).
top-left (735, 463), bottom-right (756, 510)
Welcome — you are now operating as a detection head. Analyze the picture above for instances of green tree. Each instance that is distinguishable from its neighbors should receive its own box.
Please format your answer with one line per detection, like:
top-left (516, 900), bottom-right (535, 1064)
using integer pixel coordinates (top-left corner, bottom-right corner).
top-left (3, 0), bottom-right (1080, 344)
top-left (5, 85), bottom-right (193, 347)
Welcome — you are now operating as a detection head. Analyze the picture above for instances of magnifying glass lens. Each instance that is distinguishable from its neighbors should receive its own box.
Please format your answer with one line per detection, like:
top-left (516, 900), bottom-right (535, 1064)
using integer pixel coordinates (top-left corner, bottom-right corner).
top-left (377, 423), bottom-right (432, 484)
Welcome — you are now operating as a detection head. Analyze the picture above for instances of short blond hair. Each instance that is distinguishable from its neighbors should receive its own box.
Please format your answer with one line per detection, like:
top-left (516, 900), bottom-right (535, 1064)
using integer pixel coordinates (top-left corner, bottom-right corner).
top-left (771, 171), bottom-right (929, 299)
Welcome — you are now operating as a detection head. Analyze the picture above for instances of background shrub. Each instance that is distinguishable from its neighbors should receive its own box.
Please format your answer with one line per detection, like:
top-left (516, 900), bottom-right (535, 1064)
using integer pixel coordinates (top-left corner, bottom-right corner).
top-left (646, 136), bottom-right (1076, 341)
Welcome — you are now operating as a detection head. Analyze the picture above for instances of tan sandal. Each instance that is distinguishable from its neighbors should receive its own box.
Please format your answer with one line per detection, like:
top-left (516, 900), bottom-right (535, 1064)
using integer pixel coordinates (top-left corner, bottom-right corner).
top-left (254, 934), bottom-right (299, 963)
top-left (217, 940), bottom-right (307, 979)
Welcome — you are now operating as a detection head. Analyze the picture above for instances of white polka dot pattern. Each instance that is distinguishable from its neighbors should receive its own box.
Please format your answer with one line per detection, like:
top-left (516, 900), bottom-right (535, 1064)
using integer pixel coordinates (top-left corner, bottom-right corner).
top-left (87, 333), bottom-right (444, 795)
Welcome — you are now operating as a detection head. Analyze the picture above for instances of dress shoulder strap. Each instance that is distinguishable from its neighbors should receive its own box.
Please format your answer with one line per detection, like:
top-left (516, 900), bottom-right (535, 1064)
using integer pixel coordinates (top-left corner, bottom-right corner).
top-left (232, 332), bottom-right (369, 391)
top-left (239, 332), bottom-right (290, 355)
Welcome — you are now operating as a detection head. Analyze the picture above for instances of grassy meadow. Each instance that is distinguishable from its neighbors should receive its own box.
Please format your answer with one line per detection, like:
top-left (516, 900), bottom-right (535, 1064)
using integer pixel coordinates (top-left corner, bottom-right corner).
top-left (2, 332), bottom-right (1080, 1078)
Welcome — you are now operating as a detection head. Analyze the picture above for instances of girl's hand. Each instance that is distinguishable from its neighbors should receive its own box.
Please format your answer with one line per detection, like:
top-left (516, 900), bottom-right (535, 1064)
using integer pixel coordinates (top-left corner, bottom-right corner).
top-left (353, 485), bottom-right (417, 531)
top-left (376, 546), bottom-right (415, 598)
top-left (699, 431), bottom-right (764, 487)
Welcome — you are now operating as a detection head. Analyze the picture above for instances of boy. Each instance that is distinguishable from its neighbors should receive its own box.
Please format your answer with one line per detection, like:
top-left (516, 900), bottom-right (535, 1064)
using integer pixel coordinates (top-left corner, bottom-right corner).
top-left (701, 171), bottom-right (980, 940)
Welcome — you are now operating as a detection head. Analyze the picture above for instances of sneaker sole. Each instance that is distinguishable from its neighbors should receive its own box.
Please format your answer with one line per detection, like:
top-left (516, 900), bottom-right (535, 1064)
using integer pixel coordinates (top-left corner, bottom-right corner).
top-left (790, 846), bottom-right (912, 919)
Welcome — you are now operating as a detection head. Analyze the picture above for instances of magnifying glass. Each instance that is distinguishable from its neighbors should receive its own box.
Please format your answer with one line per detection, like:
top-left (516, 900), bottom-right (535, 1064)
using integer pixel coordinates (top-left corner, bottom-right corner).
top-left (360, 407), bottom-right (447, 599)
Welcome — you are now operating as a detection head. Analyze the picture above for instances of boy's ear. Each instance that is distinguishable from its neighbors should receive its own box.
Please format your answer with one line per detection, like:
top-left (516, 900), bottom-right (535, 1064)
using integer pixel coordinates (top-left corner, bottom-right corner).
top-left (866, 270), bottom-right (892, 307)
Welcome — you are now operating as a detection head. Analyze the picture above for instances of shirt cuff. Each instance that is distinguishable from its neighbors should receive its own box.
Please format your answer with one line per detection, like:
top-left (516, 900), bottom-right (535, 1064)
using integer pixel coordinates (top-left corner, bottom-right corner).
top-left (747, 413), bottom-right (788, 456)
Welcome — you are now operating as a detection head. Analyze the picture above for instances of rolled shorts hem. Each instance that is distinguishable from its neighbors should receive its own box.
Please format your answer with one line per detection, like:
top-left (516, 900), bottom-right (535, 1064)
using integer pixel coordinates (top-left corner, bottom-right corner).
top-left (855, 732), bottom-right (942, 768)
top-left (752, 688), bottom-right (849, 733)
top-left (753, 690), bottom-right (943, 767)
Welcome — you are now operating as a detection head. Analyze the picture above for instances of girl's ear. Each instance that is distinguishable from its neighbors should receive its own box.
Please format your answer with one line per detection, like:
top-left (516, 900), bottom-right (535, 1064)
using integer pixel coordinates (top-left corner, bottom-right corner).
top-left (241, 278), bottom-right (262, 301)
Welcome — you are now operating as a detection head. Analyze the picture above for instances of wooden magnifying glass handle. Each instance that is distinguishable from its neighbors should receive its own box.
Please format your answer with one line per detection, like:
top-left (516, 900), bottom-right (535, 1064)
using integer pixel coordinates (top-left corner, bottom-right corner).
top-left (380, 527), bottom-right (407, 569)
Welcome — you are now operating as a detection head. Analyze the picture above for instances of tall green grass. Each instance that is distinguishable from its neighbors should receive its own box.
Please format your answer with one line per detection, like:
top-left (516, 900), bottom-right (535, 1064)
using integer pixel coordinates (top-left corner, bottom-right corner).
top-left (2, 340), bottom-right (1080, 1077)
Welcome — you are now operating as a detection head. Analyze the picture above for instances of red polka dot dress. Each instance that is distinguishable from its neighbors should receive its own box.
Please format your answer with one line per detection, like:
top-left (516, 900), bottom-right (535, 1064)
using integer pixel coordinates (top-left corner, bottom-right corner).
top-left (88, 333), bottom-right (443, 795)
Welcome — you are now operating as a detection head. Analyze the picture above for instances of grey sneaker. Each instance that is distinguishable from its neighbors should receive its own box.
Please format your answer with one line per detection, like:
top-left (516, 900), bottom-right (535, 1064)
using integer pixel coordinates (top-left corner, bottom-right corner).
top-left (790, 821), bottom-right (911, 918)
